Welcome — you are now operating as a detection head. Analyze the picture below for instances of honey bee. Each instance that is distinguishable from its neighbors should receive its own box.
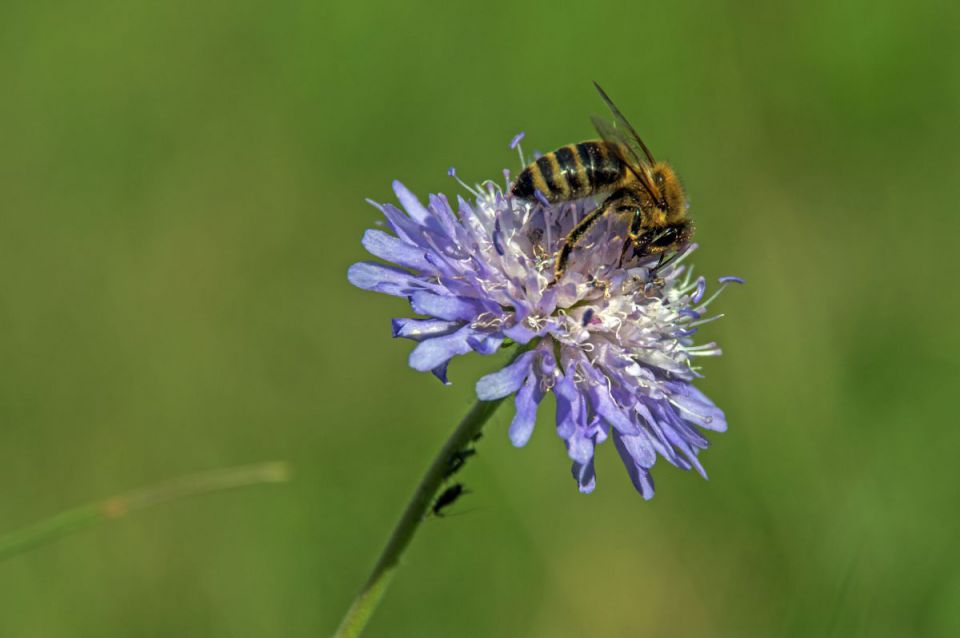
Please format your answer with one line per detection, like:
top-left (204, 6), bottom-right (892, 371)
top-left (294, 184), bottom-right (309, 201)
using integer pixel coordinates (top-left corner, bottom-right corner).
top-left (510, 82), bottom-right (693, 279)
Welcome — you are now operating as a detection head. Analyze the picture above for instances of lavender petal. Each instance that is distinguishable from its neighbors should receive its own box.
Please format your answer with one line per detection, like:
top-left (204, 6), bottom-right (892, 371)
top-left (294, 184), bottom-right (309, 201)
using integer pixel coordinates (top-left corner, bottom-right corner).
top-left (509, 373), bottom-right (543, 447)
top-left (586, 380), bottom-right (641, 436)
top-left (613, 431), bottom-right (656, 499)
top-left (392, 180), bottom-right (431, 225)
top-left (347, 262), bottom-right (422, 297)
top-left (554, 367), bottom-right (584, 440)
top-left (571, 456), bottom-right (596, 494)
top-left (391, 318), bottom-right (461, 341)
top-left (467, 333), bottom-right (504, 355)
top-left (408, 326), bottom-right (476, 372)
top-left (475, 351), bottom-right (535, 401)
top-left (409, 291), bottom-right (480, 322)
top-left (362, 229), bottom-right (432, 272)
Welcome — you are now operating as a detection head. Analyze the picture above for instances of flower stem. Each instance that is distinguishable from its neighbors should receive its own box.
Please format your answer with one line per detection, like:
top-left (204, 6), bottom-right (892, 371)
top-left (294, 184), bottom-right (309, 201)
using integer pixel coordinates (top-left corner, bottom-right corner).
top-left (333, 396), bottom-right (508, 638)
top-left (0, 461), bottom-right (290, 561)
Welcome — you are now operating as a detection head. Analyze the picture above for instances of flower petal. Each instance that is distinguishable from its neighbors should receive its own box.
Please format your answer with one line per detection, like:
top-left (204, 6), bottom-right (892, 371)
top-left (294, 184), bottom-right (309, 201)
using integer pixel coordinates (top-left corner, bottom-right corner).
top-left (571, 456), bottom-right (596, 494)
top-left (431, 362), bottom-right (451, 385)
top-left (380, 203), bottom-right (423, 245)
top-left (362, 229), bottom-right (432, 271)
top-left (393, 180), bottom-right (432, 225)
top-left (502, 322), bottom-right (538, 344)
top-left (578, 358), bottom-right (640, 435)
top-left (428, 193), bottom-right (460, 239)
top-left (347, 262), bottom-right (421, 297)
top-left (509, 373), bottom-right (543, 447)
top-left (391, 318), bottom-right (461, 341)
top-left (586, 381), bottom-right (641, 436)
top-left (475, 351), bottom-right (534, 401)
top-left (467, 333), bottom-right (504, 355)
top-left (409, 291), bottom-right (481, 322)
top-left (554, 366), bottom-right (585, 440)
top-left (565, 429), bottom-right (594, 465)
top-left (665, 382), bottom-right (727, 432)
top-left (613, 431), bottom-right (657, 499)
top-left (614, 429), bottom-right (656, 469)
top-left (408, 326), bottom-right (475, 372)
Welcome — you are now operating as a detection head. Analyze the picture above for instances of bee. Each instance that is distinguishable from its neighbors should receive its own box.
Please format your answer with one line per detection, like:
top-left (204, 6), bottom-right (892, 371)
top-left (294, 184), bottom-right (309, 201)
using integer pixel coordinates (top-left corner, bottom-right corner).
top-left (510, 82), bottom-right (693, 279)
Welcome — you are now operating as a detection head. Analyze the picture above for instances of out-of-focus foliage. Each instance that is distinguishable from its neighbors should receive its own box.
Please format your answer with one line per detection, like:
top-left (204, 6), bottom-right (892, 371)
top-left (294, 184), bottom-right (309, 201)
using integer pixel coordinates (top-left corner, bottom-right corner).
top-left (1, 1), bottom-right (958, 636)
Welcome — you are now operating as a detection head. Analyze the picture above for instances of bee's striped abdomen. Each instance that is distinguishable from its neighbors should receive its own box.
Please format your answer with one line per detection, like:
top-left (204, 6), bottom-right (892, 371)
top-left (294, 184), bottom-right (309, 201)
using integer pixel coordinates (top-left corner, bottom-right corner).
top-left (511, 140), bottom-right (625, 203)
top-left (554, 145), bottom-right (583, 196)
top-left (575, 141), bottom-right (623, 192)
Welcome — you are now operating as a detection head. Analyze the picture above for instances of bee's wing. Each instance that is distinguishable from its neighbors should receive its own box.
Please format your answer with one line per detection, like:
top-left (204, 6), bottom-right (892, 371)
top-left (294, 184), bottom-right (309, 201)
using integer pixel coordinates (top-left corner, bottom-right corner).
top-left (590, 114), bottom-right (649, 172)
top-left (591, 113), bottom-right (661, 203)
top-left (593, 82), bottom-right (657, 166)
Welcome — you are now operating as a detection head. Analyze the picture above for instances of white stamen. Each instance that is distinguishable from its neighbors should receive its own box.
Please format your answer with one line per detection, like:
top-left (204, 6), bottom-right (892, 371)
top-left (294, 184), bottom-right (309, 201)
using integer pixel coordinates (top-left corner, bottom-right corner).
top-left (687, 313), bottom-right (725, 328)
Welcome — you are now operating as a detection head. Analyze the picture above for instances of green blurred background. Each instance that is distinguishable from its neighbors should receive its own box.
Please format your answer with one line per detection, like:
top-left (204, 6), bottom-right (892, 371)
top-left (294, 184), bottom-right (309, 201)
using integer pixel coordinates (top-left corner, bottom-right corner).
top-left (2, 1), bottom-right (958, 636)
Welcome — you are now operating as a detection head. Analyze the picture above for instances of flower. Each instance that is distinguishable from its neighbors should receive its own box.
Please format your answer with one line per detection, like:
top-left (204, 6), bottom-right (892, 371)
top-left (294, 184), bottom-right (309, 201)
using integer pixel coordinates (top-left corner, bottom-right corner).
top-left (348, 160), bottom-right (739, 497)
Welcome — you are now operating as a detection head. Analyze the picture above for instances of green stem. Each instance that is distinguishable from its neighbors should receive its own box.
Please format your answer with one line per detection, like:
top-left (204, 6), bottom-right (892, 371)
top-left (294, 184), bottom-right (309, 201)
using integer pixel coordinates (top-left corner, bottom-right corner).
top-left (0, 461), bottom-right (290, 561)
top-left (333, 396), bottom-right (508, 638)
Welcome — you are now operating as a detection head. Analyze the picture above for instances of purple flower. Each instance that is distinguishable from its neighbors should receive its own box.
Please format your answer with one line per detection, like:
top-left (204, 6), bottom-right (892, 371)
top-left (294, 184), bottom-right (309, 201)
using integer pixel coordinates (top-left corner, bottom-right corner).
top-left (348, 171), bottom-right (739, 498)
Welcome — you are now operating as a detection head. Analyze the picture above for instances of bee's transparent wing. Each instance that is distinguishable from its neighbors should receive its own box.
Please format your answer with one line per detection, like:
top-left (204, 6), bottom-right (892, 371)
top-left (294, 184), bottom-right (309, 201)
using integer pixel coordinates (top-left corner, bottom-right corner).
top-left (593, 82), bottom-right (657, 166)
top-left (590, 114), bottom-right (649, 172)
top-left (591, 113), bottom-right (660, 203)
top-left (590, 82), bottom-right (664, 204)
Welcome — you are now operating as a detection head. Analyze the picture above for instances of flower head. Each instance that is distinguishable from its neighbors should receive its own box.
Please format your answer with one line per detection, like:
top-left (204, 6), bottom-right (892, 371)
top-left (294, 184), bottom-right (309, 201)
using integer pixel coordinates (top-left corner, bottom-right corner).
top-left (349, 160), bottom-right (739, 497)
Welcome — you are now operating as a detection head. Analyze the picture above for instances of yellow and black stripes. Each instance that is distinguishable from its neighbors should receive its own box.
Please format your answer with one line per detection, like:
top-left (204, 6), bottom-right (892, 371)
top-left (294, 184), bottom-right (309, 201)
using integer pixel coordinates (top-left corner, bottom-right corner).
top-left (553, 146), bottom-right (581, 196)
top-left (510, 140), bottom-right (625, 203)
top-left (535, 154), bottom-right (565, 198)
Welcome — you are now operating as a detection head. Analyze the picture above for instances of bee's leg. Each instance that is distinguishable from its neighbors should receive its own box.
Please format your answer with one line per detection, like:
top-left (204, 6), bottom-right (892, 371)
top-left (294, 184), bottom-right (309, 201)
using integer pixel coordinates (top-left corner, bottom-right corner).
top-left (554, 205), bottom-right (608, 281)
top-left (554, 189), bottom-right (634, 280)
top-left (618, 209), bottom-right (650, 268)
top-left (555, 189), bottom-right (647, 280)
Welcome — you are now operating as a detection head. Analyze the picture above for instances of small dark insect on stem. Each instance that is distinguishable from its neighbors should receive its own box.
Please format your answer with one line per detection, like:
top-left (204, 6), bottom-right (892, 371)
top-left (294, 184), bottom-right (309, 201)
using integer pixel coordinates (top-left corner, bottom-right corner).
top-left (442, 431), bottom-right (483, 479)
top-left (443, 448), bottom-right (477, 478)
top-left (431, 483), bottom-right (468, 518)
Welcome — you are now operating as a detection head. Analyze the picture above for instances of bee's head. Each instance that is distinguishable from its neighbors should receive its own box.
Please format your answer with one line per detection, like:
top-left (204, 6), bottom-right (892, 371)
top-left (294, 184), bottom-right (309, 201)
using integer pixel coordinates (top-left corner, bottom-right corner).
top-left (651, 162), bottom-right (688, 222)
top-left (645, 219), bottom-right (695, 255)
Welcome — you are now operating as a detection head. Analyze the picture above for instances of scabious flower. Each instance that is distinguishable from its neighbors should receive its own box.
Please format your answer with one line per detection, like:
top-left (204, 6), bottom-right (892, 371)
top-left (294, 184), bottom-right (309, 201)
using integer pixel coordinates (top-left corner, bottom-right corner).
top-left (348, 151), bottom-right (740, 498)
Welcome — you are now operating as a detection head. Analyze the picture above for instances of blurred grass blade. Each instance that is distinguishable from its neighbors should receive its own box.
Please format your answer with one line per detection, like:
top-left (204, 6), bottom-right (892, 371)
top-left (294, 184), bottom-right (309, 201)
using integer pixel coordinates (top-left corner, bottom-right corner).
top-left (0, 461), bottom-right (290, 561)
